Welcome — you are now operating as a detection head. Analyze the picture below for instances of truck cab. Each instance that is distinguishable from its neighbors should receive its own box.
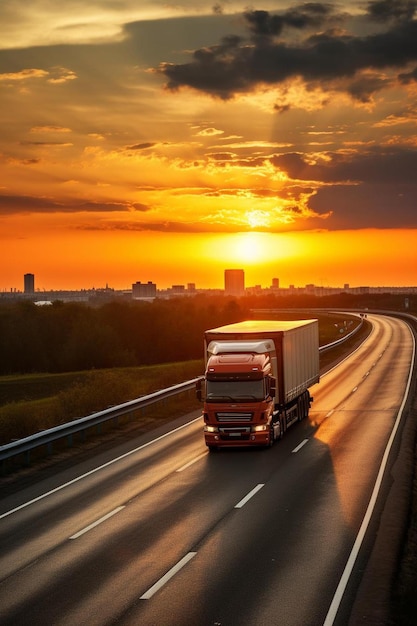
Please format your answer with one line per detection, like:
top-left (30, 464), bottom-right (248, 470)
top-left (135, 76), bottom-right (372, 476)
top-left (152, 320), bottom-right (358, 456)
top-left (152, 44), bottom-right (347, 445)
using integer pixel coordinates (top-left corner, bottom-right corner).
top-left (201, 348), bottom-right (279, 450)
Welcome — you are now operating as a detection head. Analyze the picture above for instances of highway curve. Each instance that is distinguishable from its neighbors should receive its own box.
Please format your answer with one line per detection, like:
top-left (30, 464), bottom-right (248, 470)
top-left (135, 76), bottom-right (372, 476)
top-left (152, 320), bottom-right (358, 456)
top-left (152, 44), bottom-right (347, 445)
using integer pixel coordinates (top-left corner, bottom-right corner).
top-left (0, 313), bottom-right (414, 625)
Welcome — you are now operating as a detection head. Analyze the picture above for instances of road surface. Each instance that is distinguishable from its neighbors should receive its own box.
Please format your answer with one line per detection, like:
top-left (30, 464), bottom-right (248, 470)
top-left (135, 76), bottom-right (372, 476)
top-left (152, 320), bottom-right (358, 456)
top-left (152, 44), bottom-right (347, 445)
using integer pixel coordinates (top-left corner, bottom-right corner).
top-left (0, 313), bottom-right (414, 625)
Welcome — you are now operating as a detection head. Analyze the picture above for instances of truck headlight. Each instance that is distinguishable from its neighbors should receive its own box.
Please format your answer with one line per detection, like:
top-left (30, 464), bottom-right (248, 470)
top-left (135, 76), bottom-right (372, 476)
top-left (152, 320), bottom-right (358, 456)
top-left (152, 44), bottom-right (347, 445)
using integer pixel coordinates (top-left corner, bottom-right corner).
top-left (252, 424), bottom-right (268, 432)
top-left (204, 425), bottom-right (219, 433)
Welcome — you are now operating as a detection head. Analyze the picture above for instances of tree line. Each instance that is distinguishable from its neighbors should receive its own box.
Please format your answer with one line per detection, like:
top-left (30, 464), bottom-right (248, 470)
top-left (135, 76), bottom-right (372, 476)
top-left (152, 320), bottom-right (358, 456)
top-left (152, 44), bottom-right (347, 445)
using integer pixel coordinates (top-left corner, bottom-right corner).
top-left (1, 290), bottom-right (414, 376)
top-left (0, 297), bottom-right (247, 375)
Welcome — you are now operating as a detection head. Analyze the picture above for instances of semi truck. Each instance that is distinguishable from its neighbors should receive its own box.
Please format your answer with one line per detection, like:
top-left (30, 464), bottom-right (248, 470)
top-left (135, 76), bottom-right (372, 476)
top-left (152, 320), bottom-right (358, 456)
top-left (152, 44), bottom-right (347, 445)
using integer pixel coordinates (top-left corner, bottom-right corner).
top-left (196, 320), bottom-right (320, 450)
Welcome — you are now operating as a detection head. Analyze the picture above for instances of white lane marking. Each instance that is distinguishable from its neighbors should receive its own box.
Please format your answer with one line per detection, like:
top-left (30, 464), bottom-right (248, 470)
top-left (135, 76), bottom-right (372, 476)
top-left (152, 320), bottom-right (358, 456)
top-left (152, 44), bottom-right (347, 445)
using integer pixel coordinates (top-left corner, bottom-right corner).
top-left (0, 416), bottom-right (202, 520)
top-left (176, 452), bottom-right (207, 472)
top-left (69, 506), bottom-right (125, 539)
top-left (323, 328), bottom-right (415, 626)
top-left (325, 410), bottom-right (334, 418)
top-left (292, 439), bottom-right (309, 454)
top-left (234, 484), bottom-right (265, 509)
top-left (140, 552), bottom-right (197, 599)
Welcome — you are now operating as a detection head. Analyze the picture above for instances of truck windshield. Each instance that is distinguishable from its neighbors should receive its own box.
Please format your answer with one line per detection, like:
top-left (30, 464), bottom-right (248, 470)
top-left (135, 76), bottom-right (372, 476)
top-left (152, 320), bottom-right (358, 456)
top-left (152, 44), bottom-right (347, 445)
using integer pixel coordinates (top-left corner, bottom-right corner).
top-left (206, 379), bottom-right (265, 402)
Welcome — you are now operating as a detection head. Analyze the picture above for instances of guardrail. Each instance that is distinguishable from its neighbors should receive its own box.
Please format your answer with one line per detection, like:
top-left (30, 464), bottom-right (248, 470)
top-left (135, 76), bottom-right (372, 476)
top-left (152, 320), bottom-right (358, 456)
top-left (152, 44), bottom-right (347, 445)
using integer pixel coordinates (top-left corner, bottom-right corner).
top-left (0, 319), bottom-right (364, 471)
top-left (319, 315), bottom-right (364, 352)
top-left (0, 378), bottom-right (201, 471)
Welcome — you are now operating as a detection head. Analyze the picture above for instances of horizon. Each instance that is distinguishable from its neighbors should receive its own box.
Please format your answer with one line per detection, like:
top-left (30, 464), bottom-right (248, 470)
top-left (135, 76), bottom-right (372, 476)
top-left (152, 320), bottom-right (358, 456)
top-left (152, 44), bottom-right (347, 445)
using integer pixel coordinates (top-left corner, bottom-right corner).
top-left (4, 269), bottom-right (417, 295)
top-left (1, 2), bottom-right (417, 289)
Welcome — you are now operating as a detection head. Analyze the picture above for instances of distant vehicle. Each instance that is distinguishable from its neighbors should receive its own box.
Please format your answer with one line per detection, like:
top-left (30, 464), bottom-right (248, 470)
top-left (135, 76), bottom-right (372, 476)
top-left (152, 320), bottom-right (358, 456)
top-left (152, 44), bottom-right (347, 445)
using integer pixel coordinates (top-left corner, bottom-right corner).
top-left (196, 320), bottom-right (320, 450)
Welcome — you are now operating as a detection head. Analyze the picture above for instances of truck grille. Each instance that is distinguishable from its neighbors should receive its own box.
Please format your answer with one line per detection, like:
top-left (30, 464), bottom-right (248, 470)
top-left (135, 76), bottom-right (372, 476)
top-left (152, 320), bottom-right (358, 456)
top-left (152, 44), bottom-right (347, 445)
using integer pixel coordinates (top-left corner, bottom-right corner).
top-left (216, 412), bottom-right (253, 422)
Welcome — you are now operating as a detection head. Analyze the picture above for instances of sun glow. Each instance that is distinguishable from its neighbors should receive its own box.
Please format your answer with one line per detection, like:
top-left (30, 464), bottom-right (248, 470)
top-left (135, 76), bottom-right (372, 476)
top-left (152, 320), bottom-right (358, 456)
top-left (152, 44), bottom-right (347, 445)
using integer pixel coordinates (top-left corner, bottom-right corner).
top-left (245, 210), bottom-right (271, 229)
top-left (225, 231), bottom-right (294, 265)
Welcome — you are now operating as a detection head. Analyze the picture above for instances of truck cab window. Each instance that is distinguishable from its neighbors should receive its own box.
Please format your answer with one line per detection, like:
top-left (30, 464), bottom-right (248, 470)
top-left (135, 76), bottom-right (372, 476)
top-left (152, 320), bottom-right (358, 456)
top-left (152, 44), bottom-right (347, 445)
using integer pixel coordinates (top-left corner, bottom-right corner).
top-left (206, 379), bottom-right (265, 402)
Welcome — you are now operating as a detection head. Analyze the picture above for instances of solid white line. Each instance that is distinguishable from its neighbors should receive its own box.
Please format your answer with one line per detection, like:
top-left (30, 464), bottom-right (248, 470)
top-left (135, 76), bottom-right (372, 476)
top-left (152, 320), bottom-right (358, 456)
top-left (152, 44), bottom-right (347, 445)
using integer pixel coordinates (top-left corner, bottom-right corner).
top-left (69, 506), bottom-right (125, 539)
top-left (176, 452), bottom-right (207, 472)
top-left (322, 327), bottom-right (415, 626)
top-left (140, 552), bottom-right (197, 599)
top-left (0, 416), bottom-right (202, 521)
top-left (234, 484), bottom-right (265, 509)
top-left (292, 439), bottom-right (309, 453)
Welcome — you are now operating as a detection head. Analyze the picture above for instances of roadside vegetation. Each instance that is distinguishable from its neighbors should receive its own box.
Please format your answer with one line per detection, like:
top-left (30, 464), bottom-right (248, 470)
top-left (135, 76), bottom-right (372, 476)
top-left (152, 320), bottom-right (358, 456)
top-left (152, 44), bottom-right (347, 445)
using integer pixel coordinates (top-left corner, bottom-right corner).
top-left (0, 297), bottom-right (365, 445)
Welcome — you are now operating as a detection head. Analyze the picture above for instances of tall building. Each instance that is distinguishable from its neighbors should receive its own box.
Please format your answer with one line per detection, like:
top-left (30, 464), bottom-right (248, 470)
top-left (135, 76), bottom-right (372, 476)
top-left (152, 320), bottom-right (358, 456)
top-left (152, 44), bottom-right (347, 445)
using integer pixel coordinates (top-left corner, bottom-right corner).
top-left (132, 281), bottom-right (157, 299)
top-left (224, 269), bottom-right (245, 296)
top-left (24, 273), bottom-right (35, 294)
top-left (271, 278), bottom-right (280, 289)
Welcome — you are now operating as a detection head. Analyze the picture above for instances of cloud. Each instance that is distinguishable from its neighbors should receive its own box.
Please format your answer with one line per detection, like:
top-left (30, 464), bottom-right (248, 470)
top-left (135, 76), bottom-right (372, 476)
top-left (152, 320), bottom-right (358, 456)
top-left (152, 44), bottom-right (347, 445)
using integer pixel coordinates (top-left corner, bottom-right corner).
top-left (30, 125), bottom-right (72, 133)
top-left (270, 145), bottom-right (417, 229)
top-left (156, 1), bottom-right (417, 101)
top-left (0, 68), bottom-right (49, 82)
top-left (367, 0), bottom-right (417, 22)
top-left (125, 142), bottom-right (157, 150)
top-left (243, 4), bottom-right (335, 37)
top-left (271, 146), bottom-right (417, 184)
top-left (0, 66), bottom-right (76, 84)
top-left (0, 193), bottom-right (151, 215)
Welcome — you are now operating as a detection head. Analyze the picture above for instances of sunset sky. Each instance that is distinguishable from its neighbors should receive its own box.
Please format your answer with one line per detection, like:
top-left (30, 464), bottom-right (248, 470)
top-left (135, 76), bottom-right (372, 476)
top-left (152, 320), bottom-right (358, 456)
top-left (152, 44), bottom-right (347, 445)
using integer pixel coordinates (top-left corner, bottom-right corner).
top-left (1, 0), bottom-right (416, 291)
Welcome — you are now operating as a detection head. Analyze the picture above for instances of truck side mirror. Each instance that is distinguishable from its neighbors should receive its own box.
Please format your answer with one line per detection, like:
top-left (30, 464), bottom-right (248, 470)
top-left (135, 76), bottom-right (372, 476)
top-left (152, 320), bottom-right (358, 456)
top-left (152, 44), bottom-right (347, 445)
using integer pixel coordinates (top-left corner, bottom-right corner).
top-left (196, 379), bottom-right (203, 402)
top-left (269, 376), bottom-right (276, 398)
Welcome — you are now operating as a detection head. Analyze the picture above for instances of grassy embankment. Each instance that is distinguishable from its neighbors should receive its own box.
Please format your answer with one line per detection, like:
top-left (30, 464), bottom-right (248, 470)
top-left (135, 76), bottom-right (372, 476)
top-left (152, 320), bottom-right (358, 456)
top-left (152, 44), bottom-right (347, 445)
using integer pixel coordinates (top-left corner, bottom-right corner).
top-left (0, 360), bottom-right (204, 445)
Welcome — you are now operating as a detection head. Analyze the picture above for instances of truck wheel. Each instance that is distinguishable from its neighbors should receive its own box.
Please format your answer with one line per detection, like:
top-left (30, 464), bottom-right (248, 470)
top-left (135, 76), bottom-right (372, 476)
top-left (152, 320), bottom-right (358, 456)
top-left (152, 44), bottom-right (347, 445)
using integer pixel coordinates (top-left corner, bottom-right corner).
top-left (305, 391), bottom-right (310, 418)
top-left (278, 416), bottom-right (284, 440)
top-left (268, 426), bottom-right (275, 447)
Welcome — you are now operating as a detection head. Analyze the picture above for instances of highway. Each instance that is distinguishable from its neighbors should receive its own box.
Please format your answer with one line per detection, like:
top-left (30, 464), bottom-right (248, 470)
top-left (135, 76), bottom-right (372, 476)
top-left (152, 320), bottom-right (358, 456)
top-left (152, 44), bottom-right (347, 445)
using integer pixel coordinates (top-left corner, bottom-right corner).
top-left (0, 313), bottom-right (414, 625)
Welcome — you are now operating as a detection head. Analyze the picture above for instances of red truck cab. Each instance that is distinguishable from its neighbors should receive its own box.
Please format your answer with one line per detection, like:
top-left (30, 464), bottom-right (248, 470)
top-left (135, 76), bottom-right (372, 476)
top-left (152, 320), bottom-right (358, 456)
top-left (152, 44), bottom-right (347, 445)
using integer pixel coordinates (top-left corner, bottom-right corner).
top-left (201, 351), bottom-right (278, 450)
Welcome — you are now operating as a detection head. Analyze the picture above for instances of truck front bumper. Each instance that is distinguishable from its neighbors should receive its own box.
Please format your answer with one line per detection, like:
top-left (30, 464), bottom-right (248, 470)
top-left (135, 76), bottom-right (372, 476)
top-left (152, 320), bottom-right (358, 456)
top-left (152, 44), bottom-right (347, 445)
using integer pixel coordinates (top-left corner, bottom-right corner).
top-left (204, 427), bottom-right (271, 447)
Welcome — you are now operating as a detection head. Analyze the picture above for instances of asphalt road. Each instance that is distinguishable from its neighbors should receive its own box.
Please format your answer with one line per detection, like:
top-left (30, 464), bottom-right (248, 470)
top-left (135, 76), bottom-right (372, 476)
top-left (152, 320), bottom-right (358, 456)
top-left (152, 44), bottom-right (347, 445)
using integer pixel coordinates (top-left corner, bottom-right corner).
top-left (0, 313), bottom-right (414, 626)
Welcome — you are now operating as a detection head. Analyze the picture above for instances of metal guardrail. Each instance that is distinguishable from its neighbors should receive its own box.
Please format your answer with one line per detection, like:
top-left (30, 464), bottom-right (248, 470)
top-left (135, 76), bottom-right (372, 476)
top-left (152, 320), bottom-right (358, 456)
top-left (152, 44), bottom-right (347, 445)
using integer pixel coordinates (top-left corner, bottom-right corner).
top-left (318, 316), bottom-right (363, 352)
top-left (0, 319), bottom-right (364, 468)
top-left (0, 378), bottom-right (202, 467)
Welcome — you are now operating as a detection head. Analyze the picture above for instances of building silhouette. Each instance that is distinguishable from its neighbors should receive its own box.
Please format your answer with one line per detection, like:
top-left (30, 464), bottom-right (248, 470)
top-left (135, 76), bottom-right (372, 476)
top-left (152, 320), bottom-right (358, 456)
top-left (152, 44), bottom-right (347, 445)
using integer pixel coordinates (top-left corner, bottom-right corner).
top-left (24, 273), bottom-right (35, 294)
top-left (132, 281), bottom-right (157, 299)
top-left (224, 269), bottom-right (245, 296)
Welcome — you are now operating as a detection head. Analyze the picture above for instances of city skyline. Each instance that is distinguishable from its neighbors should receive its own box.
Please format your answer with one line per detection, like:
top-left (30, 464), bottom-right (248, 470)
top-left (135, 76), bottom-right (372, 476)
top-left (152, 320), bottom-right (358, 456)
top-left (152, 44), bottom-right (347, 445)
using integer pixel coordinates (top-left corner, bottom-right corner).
top-left (1, 2), bottom-right (417, 290)
top-left (2, 269), bottom-right (416, 298)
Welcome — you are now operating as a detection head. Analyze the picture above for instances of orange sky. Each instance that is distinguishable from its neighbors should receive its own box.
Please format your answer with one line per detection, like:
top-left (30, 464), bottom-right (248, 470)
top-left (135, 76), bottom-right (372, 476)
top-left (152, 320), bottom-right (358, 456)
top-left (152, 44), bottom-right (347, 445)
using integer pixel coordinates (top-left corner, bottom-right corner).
top-left (1, 1), bottom-right (417, 291)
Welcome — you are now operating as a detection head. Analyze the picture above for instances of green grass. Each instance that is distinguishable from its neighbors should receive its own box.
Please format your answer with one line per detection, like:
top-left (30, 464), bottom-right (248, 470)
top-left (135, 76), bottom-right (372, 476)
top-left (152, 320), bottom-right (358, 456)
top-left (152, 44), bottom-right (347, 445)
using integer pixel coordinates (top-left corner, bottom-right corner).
top-left (0, 360), bottom-right (204, 444)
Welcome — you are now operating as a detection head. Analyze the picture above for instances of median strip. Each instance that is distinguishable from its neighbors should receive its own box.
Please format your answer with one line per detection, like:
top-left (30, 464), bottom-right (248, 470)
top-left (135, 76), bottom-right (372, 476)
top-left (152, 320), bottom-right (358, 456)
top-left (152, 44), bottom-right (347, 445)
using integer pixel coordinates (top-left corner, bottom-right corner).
top-left (234, 484), bottom-right (265, 509)
top-left (69, 506), bottom-right (125, 539)
top-left (292, 439), bottom-right (309, 453)
top-left (140, 552), bottom-right (197, 599)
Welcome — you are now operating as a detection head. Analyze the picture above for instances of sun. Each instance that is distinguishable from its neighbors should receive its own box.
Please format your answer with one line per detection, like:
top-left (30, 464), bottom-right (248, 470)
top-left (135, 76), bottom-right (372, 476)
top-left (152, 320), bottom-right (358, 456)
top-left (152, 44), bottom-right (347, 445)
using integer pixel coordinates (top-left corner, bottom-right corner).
top-left (231, 232), bottom-right (273, 264)
top-left (245, 210), bottom-right (271, 229)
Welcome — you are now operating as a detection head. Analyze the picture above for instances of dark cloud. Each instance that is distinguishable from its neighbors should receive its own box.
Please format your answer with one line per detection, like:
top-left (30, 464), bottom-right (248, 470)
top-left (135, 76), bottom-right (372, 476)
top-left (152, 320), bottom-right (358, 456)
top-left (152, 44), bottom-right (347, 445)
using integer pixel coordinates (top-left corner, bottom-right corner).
top-left (0, 194), bottom-right (150, 215)
top-left (125, 142), bottom-right (156, 150)
top-left (271, 147), bottom-right (417, 184)
top-left (78, 220), bottom-right (244, 234)
top-left (366, 0), bottom-right (417, 23)
top-left (21, 141), bottom-right (72, 147)
top-left (309, 183), bottom-right (417, 229)
top-left (244, 4), bottom-right (334, 38)
top-left (270, 146), bottom-right (417, 229)
top-left (156, 1), bottom-right (417, 100)
top-left (399, 64), bottom-right (417, 82)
